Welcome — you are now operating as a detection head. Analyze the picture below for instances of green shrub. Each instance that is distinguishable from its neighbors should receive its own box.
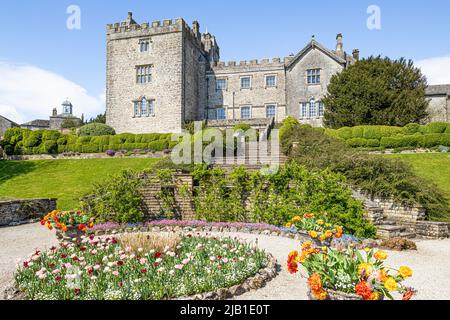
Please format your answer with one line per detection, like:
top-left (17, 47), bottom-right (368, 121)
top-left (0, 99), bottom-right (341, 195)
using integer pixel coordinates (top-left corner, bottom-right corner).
top-left (77, 136), bottom-right (92, 144)
top-left (233, 124), bottom-right (252, 132)
top-left (279, 116), bottom-right (300, 141)
top-left (366, 139), bottom-right (380, 148)
top-left (440, 134), bottom-right (450, 146)
top-left (118, 133), bottom-right (136, 143)
top-left (351, 127), bottom-right (364, 139)
top-left (403, 123), bottom-right (421, 135)
top-left (66, 135), bottom-right (78, 145)
top-left (80, 170), bottom-right (145, 223)
top-left (57, 136), bottom-right (68, 146)
top-left (336, 127), bottom-right (353, 140)
top-left (419, 134), bottom-right (444, 148)
top-left (41, 130), bottom-right (61, 141)
top-left (23, 131), bottom-right (43, 148)
top-left (78, 123), bottom-right (116, 137)
top-left (346, 138), bottom-right (368, 148)
top-left (41, 141), bottom-right (58, 154)
top-left (90, 135), bottom-right (110, 146)
top-left (420, 122), bottom-right (449, 134)
top-left (380, 135), bottom-right (421, 148)
top-left (81, 144), bottom-right (101, 153)
top-left (148, 140), bottom-right (169, 151)
top-left (192, 163), bottom-right (375, 238)
top-left (282, 124), bottom-right (450, 223)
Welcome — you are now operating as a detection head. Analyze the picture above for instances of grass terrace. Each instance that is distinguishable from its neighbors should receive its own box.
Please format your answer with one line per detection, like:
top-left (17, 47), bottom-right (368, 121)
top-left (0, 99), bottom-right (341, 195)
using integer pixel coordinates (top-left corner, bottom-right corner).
top-left (0, 158), bottom-right (161, 210)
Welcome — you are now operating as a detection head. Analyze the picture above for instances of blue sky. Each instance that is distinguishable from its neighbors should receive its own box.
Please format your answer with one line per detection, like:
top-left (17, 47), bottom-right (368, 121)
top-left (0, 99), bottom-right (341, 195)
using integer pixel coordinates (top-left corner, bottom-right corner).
top-left (1, 0), bottom-right (450, 123)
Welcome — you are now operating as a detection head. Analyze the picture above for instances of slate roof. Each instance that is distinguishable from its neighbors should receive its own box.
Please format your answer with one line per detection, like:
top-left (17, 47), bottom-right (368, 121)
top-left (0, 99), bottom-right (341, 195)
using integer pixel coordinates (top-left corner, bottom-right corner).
top-left (286, 39), bottom-right (350, 70)
top-left (21, 119), bottom-right (50, 128)
top-left (426, 84), bottom-right (450, 96)
top-left (0, 115), bottom-right (19, 126)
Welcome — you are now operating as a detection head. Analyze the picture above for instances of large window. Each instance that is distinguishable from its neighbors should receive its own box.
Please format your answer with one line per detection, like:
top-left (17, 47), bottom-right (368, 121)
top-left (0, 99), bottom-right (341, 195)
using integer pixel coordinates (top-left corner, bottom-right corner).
top-left (265, 75), bottom-right (276, 87)
top-left (241, 106), bottom-right (252, 119)
top-left (133, 98), bottom-right (155, 117)
top-left (300, 103), bottom-right (307, 118)
top-left (318, 102), bottom-right (325, 116)
top-left (266, 105), bottom-right (276, 118)
top-left (299, 99), bottom-right (325, 119)
top-left (240, 76), bottom-right (251, 89)
top-left (216, 79), bottom-right (227, 91)
top-left (207, 108), bottom-right (226, 120)
top-left (217, 108), bottom-right (226, 120)
top-left (307, 69), bottom-right (321, 84)
top-left (136, 65), bottom-right (153, 84)
top-left (309, 98), bottom-right (317, 117)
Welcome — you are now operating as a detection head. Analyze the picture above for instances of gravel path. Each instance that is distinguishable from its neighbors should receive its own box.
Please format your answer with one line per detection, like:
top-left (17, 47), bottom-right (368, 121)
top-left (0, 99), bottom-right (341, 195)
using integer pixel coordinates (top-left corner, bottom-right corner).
top-left (1, 223), bottom-right (450, 300)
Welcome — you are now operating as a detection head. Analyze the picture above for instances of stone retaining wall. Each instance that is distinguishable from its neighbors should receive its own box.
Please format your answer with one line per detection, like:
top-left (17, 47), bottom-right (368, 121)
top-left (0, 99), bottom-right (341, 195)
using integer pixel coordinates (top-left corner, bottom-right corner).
top-left (0, 198), bottom-right (57, 226)
top-left (139, 173), bottom-right (196, 220)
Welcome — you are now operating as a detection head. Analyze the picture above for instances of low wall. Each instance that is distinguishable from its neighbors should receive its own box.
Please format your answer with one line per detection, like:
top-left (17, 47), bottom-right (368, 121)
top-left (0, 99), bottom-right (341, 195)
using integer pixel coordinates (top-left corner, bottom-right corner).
top-left (139, 173), bottom-right (196, 221)
top-left (0, 198), bottom-right (57, 226)
top-left (6, 151), bottom-right (170, 161)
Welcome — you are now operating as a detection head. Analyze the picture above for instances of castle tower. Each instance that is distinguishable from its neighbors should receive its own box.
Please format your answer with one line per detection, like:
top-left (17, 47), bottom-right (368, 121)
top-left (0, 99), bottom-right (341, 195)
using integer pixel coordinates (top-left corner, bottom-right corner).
top-left (61, 99), bottom-right (73, 116)
top-left (202, 32), bottom-right (220, 63)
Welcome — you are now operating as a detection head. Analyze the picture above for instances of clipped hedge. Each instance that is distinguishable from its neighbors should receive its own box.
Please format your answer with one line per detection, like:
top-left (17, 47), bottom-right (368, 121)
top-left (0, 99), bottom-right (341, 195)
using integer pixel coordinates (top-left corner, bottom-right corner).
top-left (1, 127), bottom-right (176, 155)
top-left (325, 122), bottom-right (450, 149)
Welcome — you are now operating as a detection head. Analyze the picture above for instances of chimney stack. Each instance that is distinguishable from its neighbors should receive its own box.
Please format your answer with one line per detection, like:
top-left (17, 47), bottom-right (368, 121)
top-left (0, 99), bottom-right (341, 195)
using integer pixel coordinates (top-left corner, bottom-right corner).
top-left (352, 49), bottom-right (360, 61)
top-left (52, 108), bottom-right (57, 117)
top-left (336, 33), bottom-right (344, 59)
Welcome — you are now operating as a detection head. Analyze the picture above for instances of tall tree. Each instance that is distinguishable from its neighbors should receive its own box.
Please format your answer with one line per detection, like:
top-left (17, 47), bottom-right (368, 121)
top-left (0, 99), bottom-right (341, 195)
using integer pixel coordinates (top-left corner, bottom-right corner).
top-left (323, 56), bottom-right (429, 128)
top-left (86, 113), bottom-right (106, 124)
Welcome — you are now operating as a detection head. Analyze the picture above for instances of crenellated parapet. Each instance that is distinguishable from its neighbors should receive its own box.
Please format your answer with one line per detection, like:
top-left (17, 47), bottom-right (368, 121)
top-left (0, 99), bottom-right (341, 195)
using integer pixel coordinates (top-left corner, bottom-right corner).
top-left (210, 57), bottom-right (293, 72)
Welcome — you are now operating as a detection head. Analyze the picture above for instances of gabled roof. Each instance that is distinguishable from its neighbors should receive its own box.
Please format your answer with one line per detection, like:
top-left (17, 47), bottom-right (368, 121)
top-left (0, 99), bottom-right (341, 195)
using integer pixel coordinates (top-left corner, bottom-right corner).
top-left (286, 39), bottom-right (348, 70)
top-left (21, 119), bottom-right (50, 128)
top-left (426, 84), bottom-right (450, 96)
top-left (0, 115), bottom-right (19, 126)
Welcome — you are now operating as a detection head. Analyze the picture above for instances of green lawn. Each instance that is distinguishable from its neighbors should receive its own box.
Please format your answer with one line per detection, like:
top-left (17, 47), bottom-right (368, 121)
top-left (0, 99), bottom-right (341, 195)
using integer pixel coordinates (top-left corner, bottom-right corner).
top-left (0, 158), bottom-right (161, 210)
top-left (386, 153), bottom-right (450, 199)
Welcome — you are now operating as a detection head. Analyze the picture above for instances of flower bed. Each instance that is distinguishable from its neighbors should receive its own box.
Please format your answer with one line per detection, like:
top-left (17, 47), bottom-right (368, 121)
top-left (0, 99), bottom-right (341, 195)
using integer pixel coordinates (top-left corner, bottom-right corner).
top-left (41, 210), bottom-right (94, 241)
top-left (89, 220), bottom-right (376, 250)
top-left (14, 233), bottom-right (270, 300)
top-left (288, 241), bottom-right (415, 300)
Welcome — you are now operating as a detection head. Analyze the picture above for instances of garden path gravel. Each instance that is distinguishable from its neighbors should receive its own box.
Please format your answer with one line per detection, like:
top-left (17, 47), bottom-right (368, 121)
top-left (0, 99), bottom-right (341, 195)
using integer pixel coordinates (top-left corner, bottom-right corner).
top-left (1, 223), bottom-right (450, 300)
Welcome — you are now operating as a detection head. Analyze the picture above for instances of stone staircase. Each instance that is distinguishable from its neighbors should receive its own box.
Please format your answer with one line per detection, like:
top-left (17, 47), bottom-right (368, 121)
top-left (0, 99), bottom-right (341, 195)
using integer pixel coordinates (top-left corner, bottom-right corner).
top-left (352, 190), bottom-right (417, 240)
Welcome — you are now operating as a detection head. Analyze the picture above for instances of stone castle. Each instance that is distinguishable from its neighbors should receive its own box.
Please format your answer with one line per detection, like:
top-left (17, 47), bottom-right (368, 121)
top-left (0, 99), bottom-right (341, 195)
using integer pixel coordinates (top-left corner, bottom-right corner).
top-left (106, 12), bottom-right (449, 134)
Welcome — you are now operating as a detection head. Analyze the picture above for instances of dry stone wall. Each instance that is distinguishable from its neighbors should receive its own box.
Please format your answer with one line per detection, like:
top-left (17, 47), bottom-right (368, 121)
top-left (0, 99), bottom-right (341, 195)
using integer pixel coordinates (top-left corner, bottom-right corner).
top-left (0, 198), bottom-right (57, 227)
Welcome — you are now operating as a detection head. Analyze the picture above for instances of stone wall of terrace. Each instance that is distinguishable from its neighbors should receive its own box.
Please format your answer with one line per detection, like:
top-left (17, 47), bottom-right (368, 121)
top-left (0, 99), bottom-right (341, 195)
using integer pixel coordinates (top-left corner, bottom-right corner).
top-left (0, 198), bottom-right (57, 227)
top-left (139, 173), bottom-right (195, 221)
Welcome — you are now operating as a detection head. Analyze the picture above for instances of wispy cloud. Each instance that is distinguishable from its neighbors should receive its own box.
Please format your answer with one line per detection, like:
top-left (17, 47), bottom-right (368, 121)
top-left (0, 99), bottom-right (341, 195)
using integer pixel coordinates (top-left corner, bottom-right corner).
top-left (416, 56), bottom-right (450, 85)
top-left (0, 62), bottom-right (105, 124)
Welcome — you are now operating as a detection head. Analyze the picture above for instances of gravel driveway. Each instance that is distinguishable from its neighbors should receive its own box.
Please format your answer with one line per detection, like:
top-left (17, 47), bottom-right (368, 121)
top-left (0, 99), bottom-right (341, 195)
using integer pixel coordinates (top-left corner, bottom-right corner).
top-left (1, 223), bottom-right (450, 300)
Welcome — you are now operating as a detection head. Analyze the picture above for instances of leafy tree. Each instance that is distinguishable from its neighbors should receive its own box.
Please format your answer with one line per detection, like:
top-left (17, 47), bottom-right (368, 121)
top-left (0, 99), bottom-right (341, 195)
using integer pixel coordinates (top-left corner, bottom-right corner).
top-left (323, 56), bottom-right (429, 128)
top-left (86, 113), bottom-right (106, 124)
top-left (78, 123), bottom-right (116, 137)
top-left (61, 118), bottom-right (80, 129)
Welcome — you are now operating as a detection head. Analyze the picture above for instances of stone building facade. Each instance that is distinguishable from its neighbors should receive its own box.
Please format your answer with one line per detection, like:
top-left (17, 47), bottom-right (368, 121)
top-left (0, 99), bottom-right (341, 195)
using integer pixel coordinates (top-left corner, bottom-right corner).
top-left (425, 85), bottom-right (450, 123)
top-left (106, 13), bottom-right (358, 134)
top-left (20, 100), bottom-right (83, 131)
top-left (0, 115), bottom-right (19, 138)
top-left (106, 13), bottom-right (449, 134)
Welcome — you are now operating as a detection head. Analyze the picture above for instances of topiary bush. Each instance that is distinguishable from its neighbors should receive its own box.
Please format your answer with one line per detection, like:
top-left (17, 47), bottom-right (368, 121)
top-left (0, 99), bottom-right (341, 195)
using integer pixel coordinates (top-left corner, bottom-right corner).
top-left (23, 131), bottom-right (43, 148)
top-left (78, 123), bottom-right (116, 137)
